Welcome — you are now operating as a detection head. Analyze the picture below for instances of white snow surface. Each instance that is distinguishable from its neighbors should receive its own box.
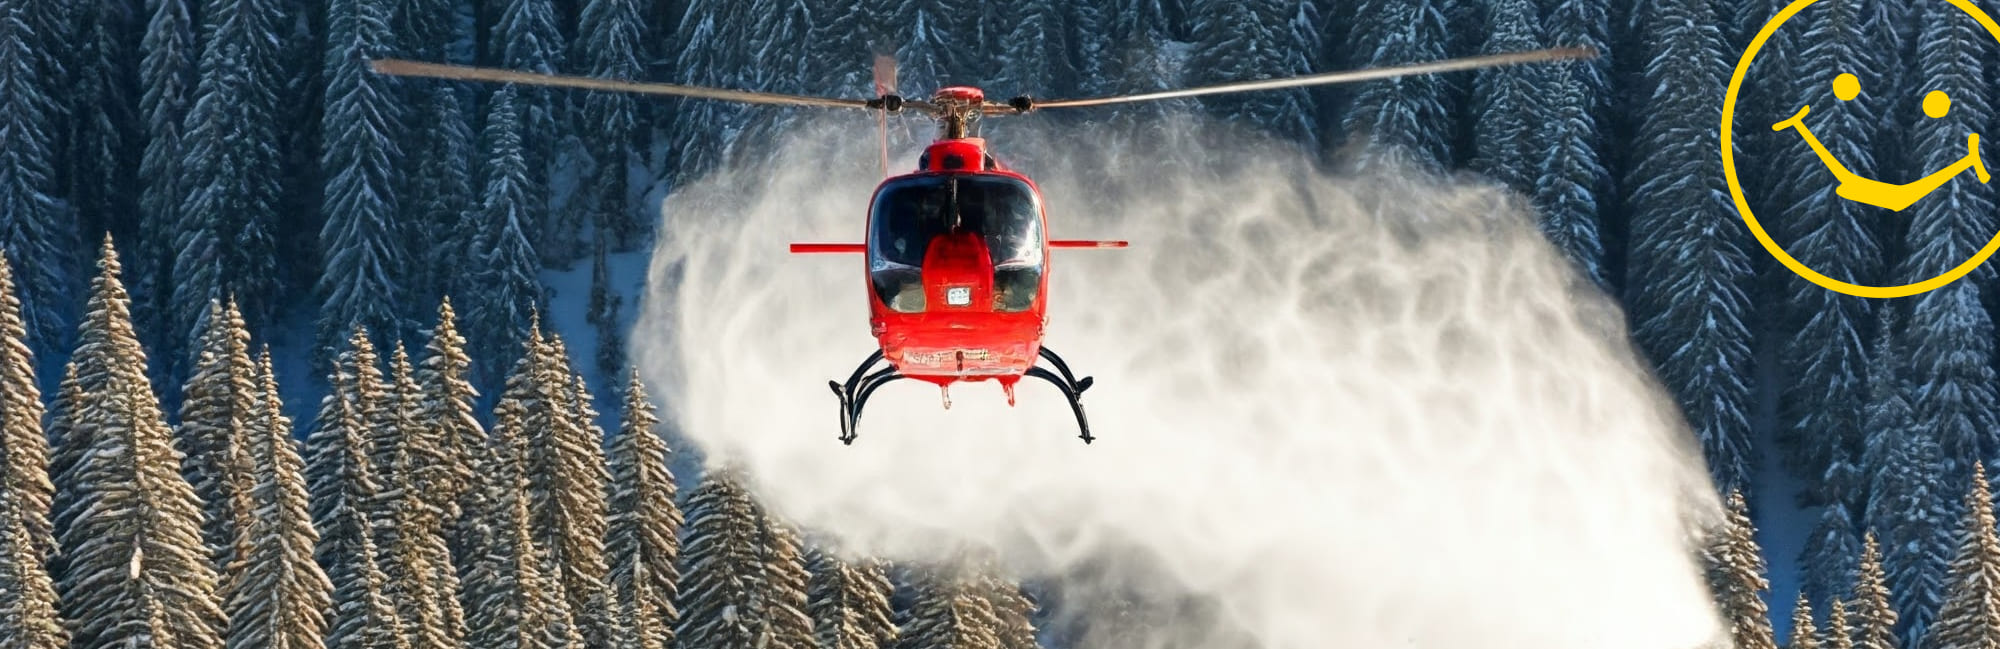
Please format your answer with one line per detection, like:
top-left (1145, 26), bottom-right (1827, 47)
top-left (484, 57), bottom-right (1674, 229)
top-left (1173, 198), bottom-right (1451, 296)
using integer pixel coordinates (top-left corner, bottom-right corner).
top-left (636, 115), bottom-right (1731, 649)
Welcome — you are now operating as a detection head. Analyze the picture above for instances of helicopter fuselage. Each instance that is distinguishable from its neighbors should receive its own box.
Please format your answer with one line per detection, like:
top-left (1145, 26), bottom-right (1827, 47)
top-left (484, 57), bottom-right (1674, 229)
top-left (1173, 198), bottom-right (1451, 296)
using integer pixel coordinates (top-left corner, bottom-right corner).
top-left (864, 137), bottom-right (1050, 396)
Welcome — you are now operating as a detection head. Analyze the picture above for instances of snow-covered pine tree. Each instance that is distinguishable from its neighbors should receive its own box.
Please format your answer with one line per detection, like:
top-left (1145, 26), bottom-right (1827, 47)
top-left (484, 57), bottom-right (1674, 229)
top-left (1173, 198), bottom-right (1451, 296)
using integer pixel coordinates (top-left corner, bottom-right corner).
top-left (175, 0), bottom-right (286, 357)
top-left (1828, 599), bottom-right (1855, 649)
top-left (394, 0), bottom-right (468, 311)
top-left (607, 370), bottom-right (682, 649)
top-left (325, 328), bottom-right (389, 500)
top-left (588, 241), bottom-right (626, 378)
top-left (406, 75), bottom-right (475, 311)
top-left (1853, 533), bottom-right (1900, 649)
top-left (1531, 63), bottom-right (1607, 289)
top-left (52, 237), bottom-right (227, 649)
top-left (1899, 0), bottom-right (2000, 488)
top-left (318, 0), bottom-right (410, 364)
top-left (616, 561), bottom-right (668, 649)
top-left (1469, 0), bottom-right (1547, 196)
top-left (808, 549), bottom-right (899, 649)
top-left (729, 0), bottom-right (812, 160)
top-left (666, 0), bottom-right (730, 181)
top-left (898, 566), bottom-right (1003, 649)
top-left (1341, 0), bottom-right (1451, 171)
top-left (576, 0), bottom-right (644, 249)
top-left (1064, 0), bottom-right (1110, 97)
top-left (1109, 0), bottom-right (1170, 45)
top-left (1704, 491), bottom-right (1779, 649)
top-left (1625, 0), bottom-right (1754, 498)
top-left (0, 0), bottom-right (75, 357)
top-left (753, 503), bottom-right (815, 649)
top-left (1101, 0), bottom-right (1196, 176)
top-left (800, 0), bottom-right (875, 98)
top-left (17, 0), bottom-right (67, 125)
top-left (1860, 0), bottom-right (1911, 203)
top-left (0, 252), bottom-right (51, 558)
top-left (379, 344), bottom-right (458, 649)
top-left (1535, 0), bottom-right (1610, 288)
top-left (1188, 0), bottom-right (1317, 150)
top-left (1541, 0), bottom-right (1609, 119)
top-left (886, 0), bottom-right (955, 102)
top-left (1922, 462), bottom-right (2000, 649)
top-left (42, 364), bottom-right (81, 551)
top-left (1722, 0), bottom-right (1772, 52)
top-left (135, 0), bottom-right (196, 357)
top-left (488, 0), bottom-right (566, 262)
top-left (464, 354), bottom-right (582, 649)
top-left (227, 350), bottom-right (333, 649)
top-left (272, 0), bottom-right (329, 310)
top-left (394, 0), bottom-right (452, 90)
top-left (1794, 593), bottom-right (1820, 649)
top-left (306, 334), bottom-right (408, 649)
top-left (981, 570), bottom-right (1041, 649)
top-left (417, 297), bottom-right (486, 563)
top-left (1865, 316), bottom-right (1952, 648)
top-left (64, 0), bottom-right (140, 265)
top-left (992, 1), bottom-right (1077, 116)
top-left (176, 297), bottom-right (260, 576)
top-left (1716, 0), bottom-right (1798, 248)
top-left (676, 468), bottom-right (768, 649)
top-left (1774, 0), bottom-right (1882, 497)
top-left (1802, 445), bottom-right (1866, 611)
top-left (404, 322), bottom-right (479, 647)
top-left (0, 488), bottom-right (64, 649)
top-left (468, 85), bottom-right (543, 392)
top-left (523, 331), bottom-right (626, 649)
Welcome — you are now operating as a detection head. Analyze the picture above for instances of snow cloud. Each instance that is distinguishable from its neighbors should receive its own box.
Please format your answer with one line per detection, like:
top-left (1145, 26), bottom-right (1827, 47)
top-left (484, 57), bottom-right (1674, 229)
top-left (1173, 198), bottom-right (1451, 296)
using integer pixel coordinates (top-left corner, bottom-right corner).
top-left (636, 115), bottom-right (1729, 649)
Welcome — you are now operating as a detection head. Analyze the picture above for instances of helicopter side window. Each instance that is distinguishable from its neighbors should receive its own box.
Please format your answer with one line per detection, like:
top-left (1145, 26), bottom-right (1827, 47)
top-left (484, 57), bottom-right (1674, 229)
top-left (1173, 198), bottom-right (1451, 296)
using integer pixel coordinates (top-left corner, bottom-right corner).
top-left (868, 174), bottom-right (1045, 313)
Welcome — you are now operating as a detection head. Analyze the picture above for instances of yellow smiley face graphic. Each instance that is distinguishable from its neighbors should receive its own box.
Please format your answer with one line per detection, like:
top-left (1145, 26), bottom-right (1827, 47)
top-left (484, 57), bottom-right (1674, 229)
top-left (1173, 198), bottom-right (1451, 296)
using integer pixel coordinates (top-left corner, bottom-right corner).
top-left (1723, 0), bottom-right (2000, 298)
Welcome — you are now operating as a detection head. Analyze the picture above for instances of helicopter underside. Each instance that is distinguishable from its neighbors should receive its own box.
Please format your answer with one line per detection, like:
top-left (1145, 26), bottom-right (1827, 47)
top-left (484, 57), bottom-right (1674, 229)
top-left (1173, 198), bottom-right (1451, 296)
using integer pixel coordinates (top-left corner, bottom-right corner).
top-left (827, 344), bottom-right (1094, 446)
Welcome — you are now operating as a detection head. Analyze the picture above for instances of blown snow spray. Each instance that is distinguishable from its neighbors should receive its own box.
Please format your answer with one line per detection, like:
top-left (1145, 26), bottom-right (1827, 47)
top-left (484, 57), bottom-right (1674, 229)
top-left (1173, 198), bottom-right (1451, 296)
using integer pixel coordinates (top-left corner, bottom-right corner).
top-left (635, 115), bottom-right (1729, 649)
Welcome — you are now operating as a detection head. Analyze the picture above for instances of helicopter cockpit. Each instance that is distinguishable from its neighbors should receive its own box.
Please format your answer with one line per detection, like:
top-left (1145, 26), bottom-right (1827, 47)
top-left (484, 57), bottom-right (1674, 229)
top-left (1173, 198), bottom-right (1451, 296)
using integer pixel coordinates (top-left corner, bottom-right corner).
top-left (868, 174), bottom-right (1045, 314)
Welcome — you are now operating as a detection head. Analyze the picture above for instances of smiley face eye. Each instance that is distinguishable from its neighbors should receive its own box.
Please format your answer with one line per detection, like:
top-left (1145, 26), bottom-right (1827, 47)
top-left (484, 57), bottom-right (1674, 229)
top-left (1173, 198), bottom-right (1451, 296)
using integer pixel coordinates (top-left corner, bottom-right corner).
top-left (1834, 73), bottom-right (1860, 101)
top-left (1926, 90), bottom-right (1952, 118)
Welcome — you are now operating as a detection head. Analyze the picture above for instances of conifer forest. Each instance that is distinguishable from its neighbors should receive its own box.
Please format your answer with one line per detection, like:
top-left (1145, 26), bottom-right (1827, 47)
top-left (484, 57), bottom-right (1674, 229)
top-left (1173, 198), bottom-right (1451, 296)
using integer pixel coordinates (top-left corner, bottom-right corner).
top-left (6, 0), bottom-right (2000, 645)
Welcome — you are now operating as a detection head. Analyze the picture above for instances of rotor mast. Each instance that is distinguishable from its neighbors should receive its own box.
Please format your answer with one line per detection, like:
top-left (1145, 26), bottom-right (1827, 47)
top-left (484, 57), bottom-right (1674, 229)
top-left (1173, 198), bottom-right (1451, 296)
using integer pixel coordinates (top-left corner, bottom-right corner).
top-left (931, 87), bottom-right (987, 140)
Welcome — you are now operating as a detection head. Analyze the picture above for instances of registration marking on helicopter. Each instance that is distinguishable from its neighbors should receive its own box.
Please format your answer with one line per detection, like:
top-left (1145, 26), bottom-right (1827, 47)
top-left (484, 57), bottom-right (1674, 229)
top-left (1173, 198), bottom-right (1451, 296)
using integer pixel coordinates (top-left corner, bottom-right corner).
top-left (903, 349), bottom-right (992, 366)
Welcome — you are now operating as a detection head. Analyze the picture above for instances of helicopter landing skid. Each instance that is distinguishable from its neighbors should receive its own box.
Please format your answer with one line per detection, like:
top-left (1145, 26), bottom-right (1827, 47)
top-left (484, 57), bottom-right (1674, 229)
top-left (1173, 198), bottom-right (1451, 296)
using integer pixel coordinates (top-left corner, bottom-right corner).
top-left (827, 347), bottom-right (1096, 445)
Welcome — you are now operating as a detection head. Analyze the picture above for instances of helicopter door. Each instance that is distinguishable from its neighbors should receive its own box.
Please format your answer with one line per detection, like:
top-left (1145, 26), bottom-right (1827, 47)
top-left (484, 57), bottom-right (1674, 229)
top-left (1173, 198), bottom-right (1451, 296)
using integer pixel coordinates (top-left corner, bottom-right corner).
top-left (868, 174), bottom-right (1045, 313)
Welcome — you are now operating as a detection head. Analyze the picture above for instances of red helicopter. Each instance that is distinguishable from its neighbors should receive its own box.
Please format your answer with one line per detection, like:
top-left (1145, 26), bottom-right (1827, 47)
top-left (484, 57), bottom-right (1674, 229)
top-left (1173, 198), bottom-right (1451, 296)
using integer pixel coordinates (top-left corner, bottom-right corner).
top-left (371, 45), bottom-right (1590, 445)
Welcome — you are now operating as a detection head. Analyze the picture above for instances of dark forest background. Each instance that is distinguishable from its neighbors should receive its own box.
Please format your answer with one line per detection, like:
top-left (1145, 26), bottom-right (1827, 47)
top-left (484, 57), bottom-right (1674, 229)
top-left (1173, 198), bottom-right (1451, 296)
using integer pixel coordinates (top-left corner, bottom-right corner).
top-left (3, 0), bottom-right (1997, 646)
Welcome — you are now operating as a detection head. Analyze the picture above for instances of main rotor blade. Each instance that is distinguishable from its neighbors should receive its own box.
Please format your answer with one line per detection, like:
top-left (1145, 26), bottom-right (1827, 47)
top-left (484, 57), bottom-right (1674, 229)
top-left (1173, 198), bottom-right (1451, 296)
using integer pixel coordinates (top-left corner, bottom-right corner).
top-left (1026, 47), bottom-right (1595, 110)
top-left (370, 59), bottom-right (873, 110)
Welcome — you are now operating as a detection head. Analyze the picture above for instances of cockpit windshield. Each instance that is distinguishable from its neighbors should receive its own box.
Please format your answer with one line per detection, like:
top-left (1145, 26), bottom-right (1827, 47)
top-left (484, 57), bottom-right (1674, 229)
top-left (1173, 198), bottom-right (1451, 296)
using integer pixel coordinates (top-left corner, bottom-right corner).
top-left (868, 174), bottom-right (1045, 313)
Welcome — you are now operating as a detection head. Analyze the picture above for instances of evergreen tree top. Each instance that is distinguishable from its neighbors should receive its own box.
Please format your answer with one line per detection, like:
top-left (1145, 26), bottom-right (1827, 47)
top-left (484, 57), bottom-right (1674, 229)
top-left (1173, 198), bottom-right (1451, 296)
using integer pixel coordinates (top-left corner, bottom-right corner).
top-left (1852, 531), bottom-right (1898, 647)
top-left (1792, 592), bottom-right (1819, 649)
top-left (1709, 490), bottom-right (1779, 649)
top-left (1923, 462), bottom-right (2000, 649)
top-left (1826, 599), bottom-right (1853, 649)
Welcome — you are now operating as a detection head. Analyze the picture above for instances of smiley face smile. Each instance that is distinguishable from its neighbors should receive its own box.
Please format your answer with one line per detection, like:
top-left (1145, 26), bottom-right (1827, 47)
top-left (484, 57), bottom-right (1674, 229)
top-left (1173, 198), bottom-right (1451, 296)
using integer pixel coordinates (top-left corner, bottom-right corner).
top-left (1773, 72), bottom-right (1990, 212)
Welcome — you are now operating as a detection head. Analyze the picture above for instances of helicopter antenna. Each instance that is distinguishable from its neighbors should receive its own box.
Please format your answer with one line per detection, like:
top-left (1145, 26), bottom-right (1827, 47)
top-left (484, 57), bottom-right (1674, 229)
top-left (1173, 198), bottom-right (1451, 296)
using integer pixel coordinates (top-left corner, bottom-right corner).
top-left (1003, 46), bottom-right (1595, 112)
top-left (369, 59), bottom-right (877, 109)
top-left (874, 55), bottom-right (898, 177)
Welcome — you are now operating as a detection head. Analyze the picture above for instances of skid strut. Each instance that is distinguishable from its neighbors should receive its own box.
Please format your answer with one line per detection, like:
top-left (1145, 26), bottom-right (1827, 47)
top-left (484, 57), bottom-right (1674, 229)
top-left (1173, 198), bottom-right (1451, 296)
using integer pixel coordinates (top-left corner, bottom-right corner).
top-left (826, 346), bottom-right (1097, 445)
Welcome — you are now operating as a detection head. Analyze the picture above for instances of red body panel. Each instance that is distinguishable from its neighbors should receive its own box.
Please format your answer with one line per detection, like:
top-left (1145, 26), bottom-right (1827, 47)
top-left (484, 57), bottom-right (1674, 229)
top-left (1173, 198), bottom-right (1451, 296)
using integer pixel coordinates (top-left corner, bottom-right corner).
top-left (866, 138), bottom-right (1049, 388)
